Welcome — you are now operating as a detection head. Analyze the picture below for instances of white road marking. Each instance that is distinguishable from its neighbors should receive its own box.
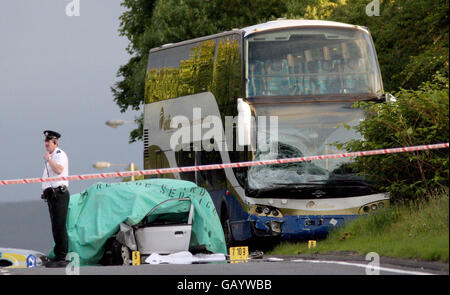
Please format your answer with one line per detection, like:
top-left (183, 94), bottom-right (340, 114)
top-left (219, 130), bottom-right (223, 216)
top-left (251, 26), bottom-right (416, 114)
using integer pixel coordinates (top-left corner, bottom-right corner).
top-left (266, 257), bottom-right (284, 262)
top-left (292, 259), bottom-right (434, 275)
top-left (0, 269), bottom-right (11, 275)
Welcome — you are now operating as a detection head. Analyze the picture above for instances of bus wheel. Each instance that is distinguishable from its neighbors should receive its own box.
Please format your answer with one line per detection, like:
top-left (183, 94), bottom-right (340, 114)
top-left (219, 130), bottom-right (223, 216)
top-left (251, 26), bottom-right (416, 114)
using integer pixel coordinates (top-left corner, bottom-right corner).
top-left (221, 210), bottom-right (234, 248)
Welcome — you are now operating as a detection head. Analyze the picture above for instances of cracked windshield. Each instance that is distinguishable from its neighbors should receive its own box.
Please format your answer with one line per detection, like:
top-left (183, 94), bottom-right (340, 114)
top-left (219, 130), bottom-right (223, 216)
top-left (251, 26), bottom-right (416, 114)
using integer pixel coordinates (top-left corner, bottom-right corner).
top-left (247, 102), bottom-right (366, 194)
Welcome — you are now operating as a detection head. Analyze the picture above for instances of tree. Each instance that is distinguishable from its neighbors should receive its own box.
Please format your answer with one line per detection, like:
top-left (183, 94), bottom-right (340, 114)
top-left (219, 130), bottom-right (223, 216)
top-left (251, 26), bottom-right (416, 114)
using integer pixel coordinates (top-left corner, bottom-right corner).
top-left (340, 74), bottom-right (449, 201)
top-left (112, 0), bottom-right (287, 142)
top-left (284, 0), bottom-right (345, 20)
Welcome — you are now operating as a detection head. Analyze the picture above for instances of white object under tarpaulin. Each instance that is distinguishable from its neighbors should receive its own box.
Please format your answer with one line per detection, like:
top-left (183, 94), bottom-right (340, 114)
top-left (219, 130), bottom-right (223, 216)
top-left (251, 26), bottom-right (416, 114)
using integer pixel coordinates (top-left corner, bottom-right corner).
top-left (145, 251), bottom-right (226, 265)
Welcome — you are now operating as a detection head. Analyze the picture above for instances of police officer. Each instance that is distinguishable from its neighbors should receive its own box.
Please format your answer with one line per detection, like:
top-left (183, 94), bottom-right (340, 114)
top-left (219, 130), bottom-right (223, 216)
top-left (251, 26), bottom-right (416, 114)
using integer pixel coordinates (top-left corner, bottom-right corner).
top-left (41, 130), bottom-right (70, 268)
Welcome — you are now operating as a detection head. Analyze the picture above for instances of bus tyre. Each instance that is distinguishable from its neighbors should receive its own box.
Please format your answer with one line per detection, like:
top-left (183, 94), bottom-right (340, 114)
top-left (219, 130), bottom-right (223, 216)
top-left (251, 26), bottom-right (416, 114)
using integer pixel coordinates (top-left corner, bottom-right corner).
top-left (224, 219), bottom-right (233, 247)
top-left (221, 212), bottom-right (234, 248)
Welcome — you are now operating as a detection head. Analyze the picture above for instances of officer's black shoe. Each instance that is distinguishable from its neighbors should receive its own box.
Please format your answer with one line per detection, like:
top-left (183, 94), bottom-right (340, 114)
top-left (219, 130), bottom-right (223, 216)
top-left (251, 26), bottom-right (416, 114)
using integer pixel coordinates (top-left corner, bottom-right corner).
top-left (45, 259), bottom-right (69, 268)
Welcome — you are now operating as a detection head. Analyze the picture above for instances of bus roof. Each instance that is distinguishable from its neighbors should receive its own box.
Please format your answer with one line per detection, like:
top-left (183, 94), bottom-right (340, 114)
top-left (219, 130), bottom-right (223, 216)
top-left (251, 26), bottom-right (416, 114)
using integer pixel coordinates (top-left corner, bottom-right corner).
top-left (152, 19), bottom-right (367, 52)
top-left (242, 19), bottom-right (363, 37)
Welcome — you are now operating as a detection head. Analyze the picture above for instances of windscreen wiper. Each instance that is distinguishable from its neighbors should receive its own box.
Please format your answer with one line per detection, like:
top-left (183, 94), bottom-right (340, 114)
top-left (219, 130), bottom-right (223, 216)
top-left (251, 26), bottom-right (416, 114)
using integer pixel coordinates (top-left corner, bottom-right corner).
top-left (272, 181), bottom-right (326, 186)
top-left (272, 180), bottom-right (370, 187)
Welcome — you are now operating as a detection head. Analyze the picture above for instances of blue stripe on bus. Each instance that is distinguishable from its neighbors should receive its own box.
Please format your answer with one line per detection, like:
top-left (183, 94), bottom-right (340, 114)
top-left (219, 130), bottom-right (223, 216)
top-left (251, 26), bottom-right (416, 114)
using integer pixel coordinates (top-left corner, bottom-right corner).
top-left (212, 189), bottom-right (359, 241)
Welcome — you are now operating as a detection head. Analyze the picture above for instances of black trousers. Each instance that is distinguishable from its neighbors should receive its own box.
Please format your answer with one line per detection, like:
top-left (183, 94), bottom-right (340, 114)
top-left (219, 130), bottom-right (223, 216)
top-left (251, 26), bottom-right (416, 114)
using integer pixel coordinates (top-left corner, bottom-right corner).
top-left (47, 189), bottom-right (70, 261)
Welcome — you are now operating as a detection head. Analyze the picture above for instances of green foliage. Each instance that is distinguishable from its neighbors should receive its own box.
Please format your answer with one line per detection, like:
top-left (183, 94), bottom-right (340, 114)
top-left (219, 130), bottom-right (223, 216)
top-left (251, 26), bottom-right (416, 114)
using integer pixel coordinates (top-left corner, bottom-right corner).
top-left (119, 0), bottom-right (156, 55)
top-left (285, 0), bottom-right (345, 20)
top-left (112, 55), bottom-right (147, 113)
top-left (341, 75), bottom-right (449, 202)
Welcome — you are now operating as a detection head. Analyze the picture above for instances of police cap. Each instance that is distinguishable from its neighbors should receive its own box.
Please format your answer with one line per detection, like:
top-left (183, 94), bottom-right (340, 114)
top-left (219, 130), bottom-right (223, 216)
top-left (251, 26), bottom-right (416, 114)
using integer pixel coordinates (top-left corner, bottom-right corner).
top-left (43, 130), bottom-right (61, 141)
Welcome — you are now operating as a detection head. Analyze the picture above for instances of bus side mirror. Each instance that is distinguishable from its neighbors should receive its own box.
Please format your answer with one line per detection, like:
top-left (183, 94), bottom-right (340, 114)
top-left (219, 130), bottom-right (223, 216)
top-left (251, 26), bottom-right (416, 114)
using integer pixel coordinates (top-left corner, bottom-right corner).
top-left (385, 93), bottom-right (397, 102)
top-left (237, 98), bottom-right (251, 146)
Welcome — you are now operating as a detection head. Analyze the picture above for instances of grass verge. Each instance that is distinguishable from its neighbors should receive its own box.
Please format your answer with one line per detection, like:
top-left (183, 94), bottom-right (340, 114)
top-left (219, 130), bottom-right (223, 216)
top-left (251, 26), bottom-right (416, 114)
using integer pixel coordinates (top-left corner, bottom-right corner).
top-left (269, 193), bottom-right (449, 262)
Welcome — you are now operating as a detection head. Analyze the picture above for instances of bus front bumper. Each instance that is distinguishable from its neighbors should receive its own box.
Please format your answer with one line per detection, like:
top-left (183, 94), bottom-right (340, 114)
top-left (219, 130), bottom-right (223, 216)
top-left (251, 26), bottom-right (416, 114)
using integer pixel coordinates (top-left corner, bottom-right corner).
top-left (247, 214), bottom-right (358, 240)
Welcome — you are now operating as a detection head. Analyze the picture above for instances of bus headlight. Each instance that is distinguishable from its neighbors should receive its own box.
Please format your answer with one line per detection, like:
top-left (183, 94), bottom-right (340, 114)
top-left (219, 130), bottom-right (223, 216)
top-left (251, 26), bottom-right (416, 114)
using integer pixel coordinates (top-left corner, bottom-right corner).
top-left (360, 200), bottom-right (389, 214)
top-left (269, 221), bottom-right (282, 233)
top-left (251, 205), bottom-right (283, 217)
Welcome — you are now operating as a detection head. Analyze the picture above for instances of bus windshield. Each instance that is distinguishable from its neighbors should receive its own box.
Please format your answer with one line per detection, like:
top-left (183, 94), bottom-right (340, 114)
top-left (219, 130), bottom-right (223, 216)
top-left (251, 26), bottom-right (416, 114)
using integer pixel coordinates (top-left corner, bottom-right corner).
top-left (246, 102), bottom-right (377, 198)
top-left (245, 27), bottom-right (382, 97)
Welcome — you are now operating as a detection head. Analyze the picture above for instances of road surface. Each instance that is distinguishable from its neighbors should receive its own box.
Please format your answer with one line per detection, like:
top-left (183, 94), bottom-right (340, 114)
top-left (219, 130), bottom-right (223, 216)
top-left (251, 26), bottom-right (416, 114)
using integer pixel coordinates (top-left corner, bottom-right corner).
top-left (2, 256), bottom-right (445, 276)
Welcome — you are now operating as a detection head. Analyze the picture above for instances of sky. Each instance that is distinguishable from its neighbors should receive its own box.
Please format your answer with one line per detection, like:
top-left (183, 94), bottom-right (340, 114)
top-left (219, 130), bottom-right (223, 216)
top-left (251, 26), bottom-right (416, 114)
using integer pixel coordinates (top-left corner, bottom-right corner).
top-left (0, 0), bottom-right (142, 203)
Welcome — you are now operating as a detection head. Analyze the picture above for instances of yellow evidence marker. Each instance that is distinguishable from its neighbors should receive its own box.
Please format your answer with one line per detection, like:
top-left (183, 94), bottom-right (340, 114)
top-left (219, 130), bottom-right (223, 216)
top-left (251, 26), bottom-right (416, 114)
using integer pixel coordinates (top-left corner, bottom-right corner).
top-left (132, 251), bottom-right (141, 266)
top-left (229, 246), bottom-right (249, 263)
top-left (308, 240), bottom-right (317, 249)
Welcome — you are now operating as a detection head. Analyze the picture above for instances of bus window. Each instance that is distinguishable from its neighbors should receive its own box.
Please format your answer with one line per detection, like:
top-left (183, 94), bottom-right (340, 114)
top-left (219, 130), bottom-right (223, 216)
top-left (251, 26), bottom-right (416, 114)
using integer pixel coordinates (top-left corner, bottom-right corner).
top-left (212, 34), bottom-right (243, 107)
top-left (228, 125), bottom-right (252, 188)
top-left (175, 144), bottom-right (196, 182)
top-left (146, 33), bottom-right (243, 107)
top-left (266, 56), bottom-right (289, 96)
top-left (342, 41), bottom-right (369, 93)
top-left (245, 27), bottom-right (382, 97)
top-left (248, 60), bottom-right (266, 97)
top-left (197, 148), bottom-right (226, 191)
top-left (144, 145), bottom-right (172, 179)
top-left (155, 150), bottom-right (163, 169)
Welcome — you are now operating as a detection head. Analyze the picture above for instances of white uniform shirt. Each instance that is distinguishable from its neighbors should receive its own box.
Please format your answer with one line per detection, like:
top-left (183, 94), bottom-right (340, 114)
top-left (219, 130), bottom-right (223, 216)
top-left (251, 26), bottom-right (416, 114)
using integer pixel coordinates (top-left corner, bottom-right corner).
top-left (42, 147), bottom-right (69, 190)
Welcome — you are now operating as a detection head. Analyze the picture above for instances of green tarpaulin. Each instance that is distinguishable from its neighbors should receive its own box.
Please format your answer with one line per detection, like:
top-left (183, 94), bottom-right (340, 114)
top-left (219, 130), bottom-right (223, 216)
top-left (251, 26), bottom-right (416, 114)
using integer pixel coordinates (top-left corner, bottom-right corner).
top-left (48, 179), bottom-right (227, 265)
